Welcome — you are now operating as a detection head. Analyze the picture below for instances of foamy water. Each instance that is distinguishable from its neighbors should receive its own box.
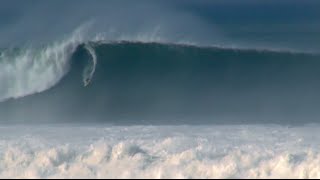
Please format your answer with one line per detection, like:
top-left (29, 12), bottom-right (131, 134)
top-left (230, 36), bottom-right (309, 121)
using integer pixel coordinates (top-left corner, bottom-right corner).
top-left (0, 124), bottom-right (319, 178)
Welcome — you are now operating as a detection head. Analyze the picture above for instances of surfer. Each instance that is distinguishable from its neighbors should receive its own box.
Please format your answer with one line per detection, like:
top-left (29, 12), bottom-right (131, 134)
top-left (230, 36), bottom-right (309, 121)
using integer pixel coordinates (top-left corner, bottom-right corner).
top-left (83, 44), bottom-right (97, 87)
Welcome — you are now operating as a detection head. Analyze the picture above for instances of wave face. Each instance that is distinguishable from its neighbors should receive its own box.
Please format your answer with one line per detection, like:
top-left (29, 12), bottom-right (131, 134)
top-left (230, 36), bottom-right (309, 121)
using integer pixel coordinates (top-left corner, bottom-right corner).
top-left (1, 41), bottom-right (320, 124)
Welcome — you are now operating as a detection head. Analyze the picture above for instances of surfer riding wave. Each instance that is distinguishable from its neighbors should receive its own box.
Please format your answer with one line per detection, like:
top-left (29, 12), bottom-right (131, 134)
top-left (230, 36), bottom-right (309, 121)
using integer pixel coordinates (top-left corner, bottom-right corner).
top-left (83, 43), bottom-right (97, 87)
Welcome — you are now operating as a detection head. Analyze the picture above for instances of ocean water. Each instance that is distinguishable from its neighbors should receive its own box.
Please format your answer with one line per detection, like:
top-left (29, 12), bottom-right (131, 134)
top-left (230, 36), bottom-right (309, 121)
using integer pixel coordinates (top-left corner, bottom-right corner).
top-left (1, 0), bottom-right (320, 178)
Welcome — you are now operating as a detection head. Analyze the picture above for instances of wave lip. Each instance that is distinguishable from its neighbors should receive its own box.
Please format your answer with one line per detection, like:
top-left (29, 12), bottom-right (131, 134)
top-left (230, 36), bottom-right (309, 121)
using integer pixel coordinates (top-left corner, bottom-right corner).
top-left (0, 27), bottom-right (87, 102)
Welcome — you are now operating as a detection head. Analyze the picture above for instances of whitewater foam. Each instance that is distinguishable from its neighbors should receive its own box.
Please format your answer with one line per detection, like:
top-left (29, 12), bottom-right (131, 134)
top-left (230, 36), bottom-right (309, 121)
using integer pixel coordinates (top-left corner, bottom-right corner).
top-left (0, 125), bottom-right (320, 178)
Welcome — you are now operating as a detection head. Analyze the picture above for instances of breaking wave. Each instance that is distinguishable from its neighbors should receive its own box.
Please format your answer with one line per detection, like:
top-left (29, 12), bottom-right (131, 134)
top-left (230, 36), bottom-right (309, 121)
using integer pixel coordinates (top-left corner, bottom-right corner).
top-left (0, 37), bottom-right (316, 102)
top-left (0, 27), bottom-right (86, 102)
top-left (1, 26), bottom-right (320, 124)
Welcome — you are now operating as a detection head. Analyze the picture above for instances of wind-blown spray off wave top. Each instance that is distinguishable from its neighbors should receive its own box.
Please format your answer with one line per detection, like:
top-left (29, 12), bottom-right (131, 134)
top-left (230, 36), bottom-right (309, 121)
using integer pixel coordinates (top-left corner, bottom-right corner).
top-left (0, 26), bottom-right (320, 124)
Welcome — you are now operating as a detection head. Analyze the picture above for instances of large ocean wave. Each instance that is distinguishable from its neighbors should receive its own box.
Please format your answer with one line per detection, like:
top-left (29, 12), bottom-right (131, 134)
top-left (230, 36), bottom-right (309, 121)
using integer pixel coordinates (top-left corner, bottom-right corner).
top-left (0, 27), bottom-right (320, 124)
